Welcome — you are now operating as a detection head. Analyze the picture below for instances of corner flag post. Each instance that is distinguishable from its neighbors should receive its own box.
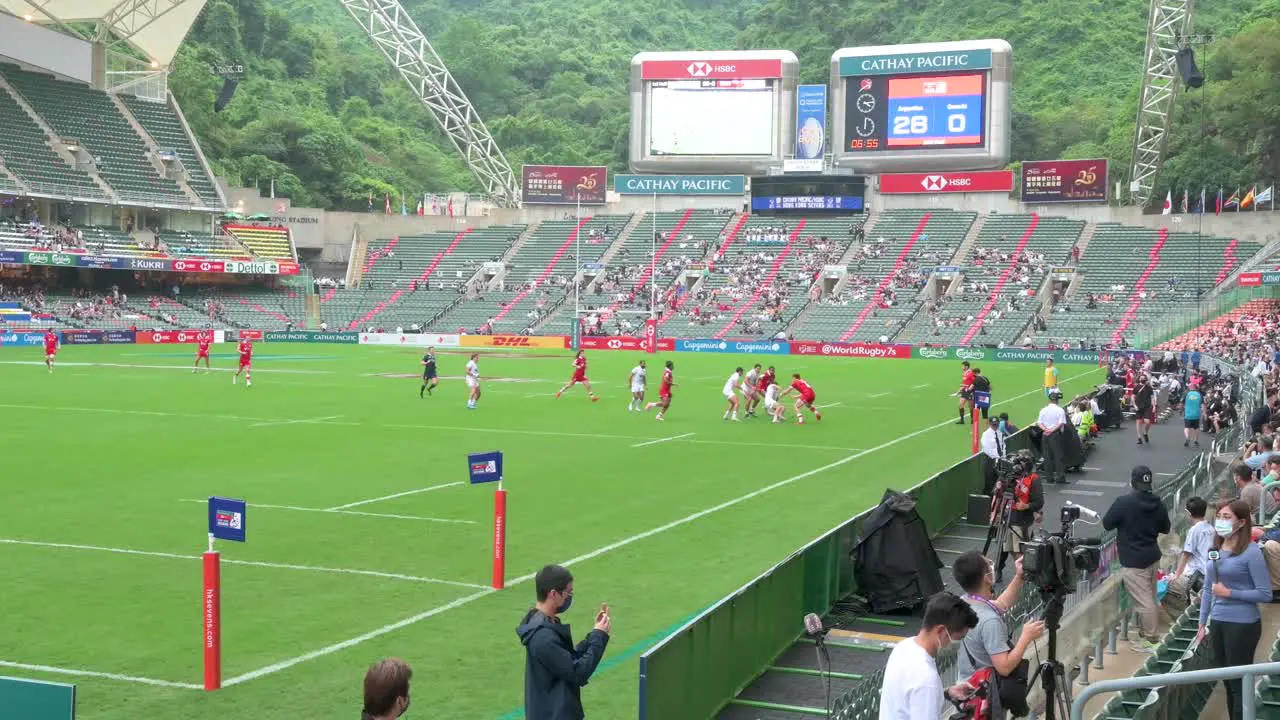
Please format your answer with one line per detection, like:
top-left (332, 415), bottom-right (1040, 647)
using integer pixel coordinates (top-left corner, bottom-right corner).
top-left (205, 497), bottom-right (247, 691)
top-left (468, 451), bottom-right (506, 589)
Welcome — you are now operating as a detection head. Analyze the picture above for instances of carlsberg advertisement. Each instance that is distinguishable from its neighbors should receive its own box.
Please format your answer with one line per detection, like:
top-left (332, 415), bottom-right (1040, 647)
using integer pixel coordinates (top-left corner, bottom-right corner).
top-left (912, 346), bottom-right (1099, 364)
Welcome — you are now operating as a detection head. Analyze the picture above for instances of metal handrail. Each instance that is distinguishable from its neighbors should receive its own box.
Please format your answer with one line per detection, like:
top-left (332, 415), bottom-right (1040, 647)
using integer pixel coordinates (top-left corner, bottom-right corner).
top-left (1070, 659), bottom-right (1280, 720)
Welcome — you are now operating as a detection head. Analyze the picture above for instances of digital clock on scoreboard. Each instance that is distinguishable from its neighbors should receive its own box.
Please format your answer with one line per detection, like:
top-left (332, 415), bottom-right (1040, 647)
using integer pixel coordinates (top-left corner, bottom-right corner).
top-left (831, 40), bottom-right (1011, 173)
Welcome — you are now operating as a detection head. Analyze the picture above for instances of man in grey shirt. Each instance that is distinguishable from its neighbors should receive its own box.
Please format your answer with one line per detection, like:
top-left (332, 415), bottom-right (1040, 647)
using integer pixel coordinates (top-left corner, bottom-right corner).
top-left (953, 551), bottom-right (1045, 717)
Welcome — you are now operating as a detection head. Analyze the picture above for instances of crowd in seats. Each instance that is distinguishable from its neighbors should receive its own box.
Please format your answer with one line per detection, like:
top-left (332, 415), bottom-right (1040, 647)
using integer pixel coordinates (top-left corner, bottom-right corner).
top-left (1158, 300), bottom-right (1280, 368)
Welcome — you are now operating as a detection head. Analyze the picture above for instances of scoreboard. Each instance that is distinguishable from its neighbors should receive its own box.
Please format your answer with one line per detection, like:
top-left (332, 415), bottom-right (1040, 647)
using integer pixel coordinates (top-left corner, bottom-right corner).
top-left (832, 40), bottom-right (1011, 173)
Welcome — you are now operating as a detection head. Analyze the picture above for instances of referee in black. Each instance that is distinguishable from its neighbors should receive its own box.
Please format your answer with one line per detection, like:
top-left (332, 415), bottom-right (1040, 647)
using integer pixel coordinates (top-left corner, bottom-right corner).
top-left (420, 346), bottom-right (439, 398)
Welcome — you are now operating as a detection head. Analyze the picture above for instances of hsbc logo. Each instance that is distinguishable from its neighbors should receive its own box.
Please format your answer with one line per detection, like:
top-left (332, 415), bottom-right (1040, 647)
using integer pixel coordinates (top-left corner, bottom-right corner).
top-left (921, 175), bottom-right (948, 191)
top-left (687, 62), bottom-right (711, 77)
top-left (606, 338), bottom-right (624, 349)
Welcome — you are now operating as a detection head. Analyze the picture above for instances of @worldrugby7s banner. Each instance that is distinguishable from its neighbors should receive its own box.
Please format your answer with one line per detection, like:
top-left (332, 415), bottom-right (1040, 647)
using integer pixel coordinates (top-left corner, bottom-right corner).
top-left (878, 170), bottom-right (1013, 194)
top-left (790, 341), bottom-right (911, 359)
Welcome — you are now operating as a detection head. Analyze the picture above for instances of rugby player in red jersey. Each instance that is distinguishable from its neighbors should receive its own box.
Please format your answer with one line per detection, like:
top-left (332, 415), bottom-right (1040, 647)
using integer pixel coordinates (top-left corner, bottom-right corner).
top-left (780, 372), bottom-right (822, 425)
top-left (193, 331), bottom-right (212, 373)
top-left (644, 360), bottom-right (676, 421)
top-left (43, 328), bottom-right (58, 373)
top-left (555, 349), bottom-right (598, 401)
top-left (957, 360), bottom-right (976, 425)
top-left (757, 365), bottom-right (776, 399)
top-left (232, 337), bottom-right (253, 387)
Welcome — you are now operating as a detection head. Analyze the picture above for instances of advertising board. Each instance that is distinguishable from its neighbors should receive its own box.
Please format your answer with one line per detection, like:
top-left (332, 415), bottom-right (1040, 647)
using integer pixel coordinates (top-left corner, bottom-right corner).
top-left (614, 175), bottom-right (746, 195)
top-left (264, 331), bottom-right (360, 344)
top-left (789, 341), bottom-right (910, 359)
top-left (878, 170), bottom-right (1013, 194)
top-left (673, 339), bottom-right (790, 354)
top-left (358, 333), bottom-right (462, 347)
top-left (1020, 159), bottom-right (1108, 203)
top-left (521, 165), bottom-right (607, 205)
top-left (135, 330), bottom-right (213, 344)
top-left (579, 335), bottom-right (675, 352)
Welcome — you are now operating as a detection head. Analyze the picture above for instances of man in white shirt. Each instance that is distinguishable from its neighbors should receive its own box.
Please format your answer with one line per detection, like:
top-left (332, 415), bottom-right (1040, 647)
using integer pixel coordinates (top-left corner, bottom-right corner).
top-left (879, 592), bottom-right (978, 720)
top-left (980, 417), bottom-right (1004, 495)
top-left (1037, 390), bottom-right (1068, 484)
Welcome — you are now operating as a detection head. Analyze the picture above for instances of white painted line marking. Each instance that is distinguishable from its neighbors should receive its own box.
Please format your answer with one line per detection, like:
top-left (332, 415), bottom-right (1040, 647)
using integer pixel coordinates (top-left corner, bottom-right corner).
top-left (1060, 489), bottom-right (1105, 497)
top-left (817, 402), bottom-right (843, 409)
top-left (1156, 472), bottom-right (1178, 477)
top-left (0, 538), bottom-right (487, 589)
top-left (686, 439), bottom-right (862, 452)
top-left (911, 383), bottom-right (932, 390)
top-left (633, 432), bottom-right (696, 448)
top-left (327, 481), bottom-right (465, 511)
top-left (217, 367), bottom-right (1103, 686)
top-left (248, 415), bottom-right (344, 429)
top-left (867, 391), bottom-right (891, 398)
top-left (0, 360), bottom-right (331, 375)
top-left (0, 660), bottom-right (202, 690)
top-left (1082, 467), bottom-right (1104, 471)
top-left (177, 499), bottom-right (474, 525)
top-left (1073, 480), bottom-right (1127, 488)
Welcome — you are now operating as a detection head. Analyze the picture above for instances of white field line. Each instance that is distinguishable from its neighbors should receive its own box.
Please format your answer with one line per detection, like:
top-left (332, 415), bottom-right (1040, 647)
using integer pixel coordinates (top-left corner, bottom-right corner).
top-left (176, 499), bottom-right (474, 525)
top-left (0, 360), bottom-right (331, 375)
top-left (248, 414), bottom-right (343, 428)
top-left (632, 432), bottom-right (695, 448)
top-left (684, 439), bottom-right (862, 452)
top-left (816, 402), bottom-right (843, 409)
top-left (867, 391), bottom-right (891, 399)
top-left (219, 367), bottom-right (1101, 686)
top-left (326, 481), bottom-right (464, 511)
top-left (0, 538), bottom-right (487, 589)
top-left (911, 383), bottom-right (932, 390)
top-left (0, 660), bottom-right (202, 690)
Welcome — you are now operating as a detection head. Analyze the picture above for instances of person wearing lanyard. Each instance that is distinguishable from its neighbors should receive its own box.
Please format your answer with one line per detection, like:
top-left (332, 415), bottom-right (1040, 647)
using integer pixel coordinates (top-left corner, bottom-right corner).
top-left (1197, 499), bottom-right (1273, 720)
top-left (952, 551), bottom-right (1045, 719)
top-left (980, 417), bottom-right (1004, 496)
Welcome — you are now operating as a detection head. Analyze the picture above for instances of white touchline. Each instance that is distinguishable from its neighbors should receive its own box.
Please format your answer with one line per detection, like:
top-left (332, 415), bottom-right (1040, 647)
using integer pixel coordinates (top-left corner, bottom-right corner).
top-left (175, 499), bottom-right (475, 525)
top-left (868, 391), bottom-right (891, 399)
top-left (632, 432), bottom-right (696, 448)
top-left (911, 383), bottom-right (932, 390)
top-left (217, 367), bottom-right (1102, 686)
top-left (0, 360), bottom-right (332, 375)
top-left (0, 660), bottom-right (203, 690)
top-left (326, 481), bottom-right (465, 511)
top-left (248, 415), bottom-right (344, 429)
top-left (0, 538), bottom-right (488, 589)
top-left (816, 402), bottom-right (843, 409)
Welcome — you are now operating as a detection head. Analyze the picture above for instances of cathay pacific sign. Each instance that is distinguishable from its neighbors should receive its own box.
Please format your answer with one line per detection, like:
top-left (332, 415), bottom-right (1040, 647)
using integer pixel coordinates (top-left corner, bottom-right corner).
top-left (615, 174), bottom-right (746, 196)
top-left (839, 49), bottom-right (992, 76)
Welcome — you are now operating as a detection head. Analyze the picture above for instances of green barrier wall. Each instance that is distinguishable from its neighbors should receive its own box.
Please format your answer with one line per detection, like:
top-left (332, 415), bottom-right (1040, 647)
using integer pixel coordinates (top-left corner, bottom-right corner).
top-left (638, 429), bottom-right (1032, 720)
top-left (0, 676), bottom-right (75, 719)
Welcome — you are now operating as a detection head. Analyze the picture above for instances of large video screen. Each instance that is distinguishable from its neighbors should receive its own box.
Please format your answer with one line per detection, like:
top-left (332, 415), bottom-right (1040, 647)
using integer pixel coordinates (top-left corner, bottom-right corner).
top-left (844, 72), bottom-right (986, 153)
top-left (648, 79), bottom-right (774, 156)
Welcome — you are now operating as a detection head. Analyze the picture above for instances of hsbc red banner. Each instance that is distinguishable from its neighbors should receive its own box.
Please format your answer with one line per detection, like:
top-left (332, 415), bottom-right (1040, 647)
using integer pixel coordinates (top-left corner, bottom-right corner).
top-left (790, 341), bottom-right (911, 359)
top-left (172, 259), bottom-right (226, 273)
top-left (580, 335), bottom-right (674, 352)
top-left (238, 330), bottom-right (265, 341)
top-left (879, 171), bottom-right (1014, 195)
top-left (1239, 272), bottom-right (1263, 287)
top-left (135, 329), bottom-right (211, 345)
top-left (641, 59), bottom-right (783, 81)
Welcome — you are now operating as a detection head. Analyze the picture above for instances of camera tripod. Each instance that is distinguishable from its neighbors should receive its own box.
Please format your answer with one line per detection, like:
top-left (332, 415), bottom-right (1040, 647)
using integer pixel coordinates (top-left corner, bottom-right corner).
top-left (982, 483), bottom-right (1016, 580)
top-left (1027, 589), bottom-right (1073, 720)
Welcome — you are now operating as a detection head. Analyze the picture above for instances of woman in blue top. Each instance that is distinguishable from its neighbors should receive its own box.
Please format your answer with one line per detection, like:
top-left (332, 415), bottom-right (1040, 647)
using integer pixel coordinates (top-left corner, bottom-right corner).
top-left (1197, 499), bottom-right (1273, 720)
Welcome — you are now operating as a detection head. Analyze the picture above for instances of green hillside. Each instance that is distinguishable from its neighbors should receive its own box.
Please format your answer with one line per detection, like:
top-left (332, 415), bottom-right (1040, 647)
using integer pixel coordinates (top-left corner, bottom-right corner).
top-left (171, 0), bottom-right (1280, 209)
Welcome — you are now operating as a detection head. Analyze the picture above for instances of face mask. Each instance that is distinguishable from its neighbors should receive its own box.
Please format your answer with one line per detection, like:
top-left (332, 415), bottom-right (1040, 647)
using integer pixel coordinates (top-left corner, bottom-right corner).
top-left (1214, 519), bottom-right (1236, 538)
top-left (556, 592), bottom-right (574, 614)
top-left (938, 628), bottom-right (954, 652)
top-left (397, 696), bottom-right (411, 718)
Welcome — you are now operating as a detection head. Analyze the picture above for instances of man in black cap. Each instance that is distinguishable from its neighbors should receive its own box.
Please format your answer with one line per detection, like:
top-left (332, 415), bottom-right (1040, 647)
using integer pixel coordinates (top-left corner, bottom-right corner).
top-left (1102, 465), bottom-right (1171, 651)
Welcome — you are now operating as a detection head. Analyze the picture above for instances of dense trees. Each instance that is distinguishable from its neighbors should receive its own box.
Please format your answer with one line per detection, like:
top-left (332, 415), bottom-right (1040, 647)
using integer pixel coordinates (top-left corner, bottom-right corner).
top-left (173, 0), bottom-right (1280, 208)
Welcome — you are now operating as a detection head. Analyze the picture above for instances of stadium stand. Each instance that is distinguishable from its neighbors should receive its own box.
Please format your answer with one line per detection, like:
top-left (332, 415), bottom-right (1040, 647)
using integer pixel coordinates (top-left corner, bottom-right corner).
top-left (0, 65), bottom-right (189, 205)
top-left (800, 209), bottom-right (974, 342)
top-left (156, 230), bottom-right (246, 258)
top-left (541, 209), bottom-right (733, 336)
top-left (1041, 224), bottom-right (1240, 347)
top-left (330, 223), bottom-right (524, 330)
top-left (0, 76), bottom-right (108, 199)
top-left (120, 94), bottom-right (222, 207)
top-left (223, 224), bottom-right (295, 260)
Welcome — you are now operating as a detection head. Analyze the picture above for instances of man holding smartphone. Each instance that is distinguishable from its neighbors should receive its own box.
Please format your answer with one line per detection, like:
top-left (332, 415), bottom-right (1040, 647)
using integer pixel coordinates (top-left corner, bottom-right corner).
top-left (517, 564), bottom-right (611, 720)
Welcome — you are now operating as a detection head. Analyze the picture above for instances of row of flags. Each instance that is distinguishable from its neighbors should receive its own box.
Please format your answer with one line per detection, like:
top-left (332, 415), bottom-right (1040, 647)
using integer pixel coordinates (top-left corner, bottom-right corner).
top-left (365, 192), bottom-right (456, 218)
top-left (1161, 186), bottom-right (1276, 215)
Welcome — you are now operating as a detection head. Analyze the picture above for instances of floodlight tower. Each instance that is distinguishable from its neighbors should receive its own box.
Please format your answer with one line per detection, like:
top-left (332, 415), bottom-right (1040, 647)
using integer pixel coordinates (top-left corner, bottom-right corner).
top-left (1126, 0), bottom-right (1195, 207)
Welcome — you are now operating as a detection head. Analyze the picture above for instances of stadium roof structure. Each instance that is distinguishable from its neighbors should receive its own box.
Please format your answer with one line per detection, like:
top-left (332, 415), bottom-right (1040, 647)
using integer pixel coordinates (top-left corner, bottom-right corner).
top-left (0, 0), bottom-right (206, 66)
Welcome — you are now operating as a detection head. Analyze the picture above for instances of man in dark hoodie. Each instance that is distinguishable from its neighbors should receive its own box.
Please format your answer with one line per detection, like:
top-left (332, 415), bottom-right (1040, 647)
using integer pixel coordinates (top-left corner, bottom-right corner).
top-left (517, 564), bottom-right (611, 720)
top-left (1102, 465), bottom-right (1171, 651)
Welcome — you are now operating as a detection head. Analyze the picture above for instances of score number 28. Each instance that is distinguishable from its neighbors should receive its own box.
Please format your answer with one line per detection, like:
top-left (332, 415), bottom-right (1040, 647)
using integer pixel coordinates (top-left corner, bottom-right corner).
top-left (892, 114), bottom-right (968, 135)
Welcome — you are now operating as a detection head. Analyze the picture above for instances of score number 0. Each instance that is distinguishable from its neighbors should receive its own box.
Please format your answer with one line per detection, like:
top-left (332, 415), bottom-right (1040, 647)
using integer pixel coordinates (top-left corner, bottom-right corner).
top-left (892, 114), bottom-right (968, 135)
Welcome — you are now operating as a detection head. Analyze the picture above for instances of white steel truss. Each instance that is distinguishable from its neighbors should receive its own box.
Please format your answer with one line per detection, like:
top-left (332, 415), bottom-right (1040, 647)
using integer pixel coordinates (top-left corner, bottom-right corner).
top-left (1127, 0), bottom-right (1194, 207)
top-left (339, 0), bottom-right (520, 207)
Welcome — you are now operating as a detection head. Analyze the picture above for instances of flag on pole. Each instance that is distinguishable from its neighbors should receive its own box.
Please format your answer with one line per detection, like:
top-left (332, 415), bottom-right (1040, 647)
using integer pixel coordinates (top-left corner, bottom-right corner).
top-left (1194, 187), bottom-right (1205, 214)
top-left (1180, 188), bottom-right (1189, 214)
top-left (447, 197), bottom-right (454, 218)
top-left (1216, 187), bottom-right (1224, 215)
top-left (400, 191), bottom-right (408, 216)
top-left (384, 193), bottom-right (391, 215)
top-left (1161, 190), bottom-right (1172, 215)
top-left (269, 178), bottom-right (275, 199)
top-left (1241, 186), bottom-right (1257, 211)
top-left (1224, 188), bottom-right (1241, 212)
top-left (1257, 185), bottom-right (1274, 209)
top-left (367, 192), bottom-right (373, 212)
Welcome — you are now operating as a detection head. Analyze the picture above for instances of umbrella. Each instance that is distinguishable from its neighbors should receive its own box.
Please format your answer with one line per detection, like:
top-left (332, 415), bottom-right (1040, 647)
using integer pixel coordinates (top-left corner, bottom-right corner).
top-left (248, 212), bottom-right (271, 221)
top-left (222, 211), bottom-right (245, 219)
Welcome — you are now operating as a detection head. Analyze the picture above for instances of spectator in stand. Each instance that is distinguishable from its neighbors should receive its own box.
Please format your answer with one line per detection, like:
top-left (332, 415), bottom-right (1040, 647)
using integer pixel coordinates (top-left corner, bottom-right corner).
top-left (1198, 499), bottom-right (1272, 720)
top-left (1163, 496), bottom-right (1213, 615)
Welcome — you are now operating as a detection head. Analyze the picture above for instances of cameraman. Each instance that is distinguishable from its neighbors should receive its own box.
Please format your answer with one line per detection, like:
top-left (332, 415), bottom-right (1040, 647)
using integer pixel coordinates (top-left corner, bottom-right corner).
top-left (1102, 466), bottom-right (1171, 651)
top-left (996, 454), bottom-right (1044, 583)
top-left (954, 552), bottom-right (1046, 719)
